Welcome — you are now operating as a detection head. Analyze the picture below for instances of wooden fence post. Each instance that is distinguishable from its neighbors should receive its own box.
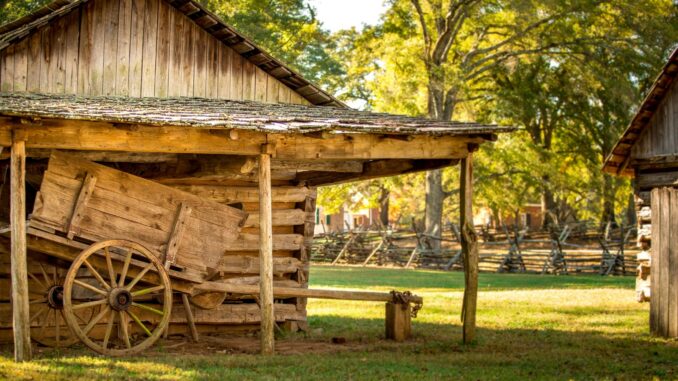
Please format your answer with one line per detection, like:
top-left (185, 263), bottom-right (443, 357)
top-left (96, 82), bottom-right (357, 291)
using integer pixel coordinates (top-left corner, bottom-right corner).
top-left (460, 153), bottom-right (478, 344)
top-left (11, 130), bottom-right (31, 361)
top-left (258, 151), bottom-right (275, 355)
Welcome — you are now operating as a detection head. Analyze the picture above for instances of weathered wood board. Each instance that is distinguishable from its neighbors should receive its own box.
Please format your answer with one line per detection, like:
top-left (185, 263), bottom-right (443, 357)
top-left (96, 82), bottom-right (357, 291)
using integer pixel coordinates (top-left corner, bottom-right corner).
top-left (0, 0), bottom-right (308, 104)
top-left (31, 152), bottom-right (247, 276)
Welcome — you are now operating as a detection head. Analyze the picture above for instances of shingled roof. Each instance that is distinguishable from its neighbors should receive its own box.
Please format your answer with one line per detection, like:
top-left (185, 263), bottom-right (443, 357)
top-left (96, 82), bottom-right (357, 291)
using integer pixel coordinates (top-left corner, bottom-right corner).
top-left (0, 92), bottom-right (513, 136)
top-left (603, 47), bottom-right (678, 176)
top-left (0, 0), bottom-right (344, 107)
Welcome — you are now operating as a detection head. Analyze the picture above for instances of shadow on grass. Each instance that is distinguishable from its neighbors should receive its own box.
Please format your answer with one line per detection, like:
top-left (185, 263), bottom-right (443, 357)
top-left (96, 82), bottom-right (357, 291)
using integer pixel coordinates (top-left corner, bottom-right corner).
top-left (1, 317), bottom-right (676, 380)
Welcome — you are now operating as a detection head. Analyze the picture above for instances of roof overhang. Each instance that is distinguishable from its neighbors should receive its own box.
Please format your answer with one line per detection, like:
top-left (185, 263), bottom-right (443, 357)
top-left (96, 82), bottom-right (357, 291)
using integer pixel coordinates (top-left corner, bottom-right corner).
top-left (603, 47), bottom-right (678, 177)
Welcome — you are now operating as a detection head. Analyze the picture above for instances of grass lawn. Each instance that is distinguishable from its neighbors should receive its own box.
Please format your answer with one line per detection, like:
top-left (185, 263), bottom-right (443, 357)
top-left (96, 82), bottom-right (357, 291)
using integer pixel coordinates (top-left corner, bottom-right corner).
top-left (1, 266), bottom-right (677, 380)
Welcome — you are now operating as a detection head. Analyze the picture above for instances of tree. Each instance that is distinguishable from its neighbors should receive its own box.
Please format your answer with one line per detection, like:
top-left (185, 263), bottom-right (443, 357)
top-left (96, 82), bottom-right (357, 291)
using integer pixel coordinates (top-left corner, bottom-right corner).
top-left (335, 0), bottom-right (678, 236)
top-left (0, 0), bottom-right (51, 25)
top-left (200, 0), bottom-right (344, 92)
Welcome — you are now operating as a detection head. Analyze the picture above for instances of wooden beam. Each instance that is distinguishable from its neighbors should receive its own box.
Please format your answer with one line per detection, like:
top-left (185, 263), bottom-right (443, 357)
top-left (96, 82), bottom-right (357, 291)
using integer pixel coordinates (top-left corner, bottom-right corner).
top-left (192, 283), bottom-right (424, 304)
top-left (10, 131), bottom-right (31, 361)
top-left (460, 153), bottom-right (478, 345)
top-left (258, 152), bottom-right (274, 355)
top-left (296, 159), bottom-right (458, 186)
top-left (1, 149), bottom-right (180, 163)
top-left (0, 118), bottom-right (482, 160)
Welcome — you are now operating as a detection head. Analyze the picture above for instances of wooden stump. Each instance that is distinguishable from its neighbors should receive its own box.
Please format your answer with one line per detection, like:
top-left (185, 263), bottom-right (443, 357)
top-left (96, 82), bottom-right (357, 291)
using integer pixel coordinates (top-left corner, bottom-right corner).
top-left (385, 302), bottom-right (411, 342)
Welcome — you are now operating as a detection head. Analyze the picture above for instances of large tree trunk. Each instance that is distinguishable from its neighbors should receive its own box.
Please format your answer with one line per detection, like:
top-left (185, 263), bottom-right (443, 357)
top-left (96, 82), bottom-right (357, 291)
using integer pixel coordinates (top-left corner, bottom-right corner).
top-left (425, 169), bottom-right (444, 252)
top-left (625, 182), bottom-right (636, 227)
top-left (601, 173), bottom-right (616, 225)
top-left (379, 186), bottom-right (390, 227)
top-left (540, 175), bottom-right (557, 229)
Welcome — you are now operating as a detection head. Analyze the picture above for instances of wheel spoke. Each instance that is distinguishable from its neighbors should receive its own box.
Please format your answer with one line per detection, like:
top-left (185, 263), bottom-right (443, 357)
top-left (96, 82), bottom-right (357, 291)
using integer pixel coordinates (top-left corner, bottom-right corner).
top-left (102, 309), bottom-right (116, 350)
top-left (83, 259), bottom-right (112, 291)
top-left (119, 249), bottom-right (133, 286)
top-left (56, 311), bottom-right (61, 347)
top-left (131, 285), bottom-right (165, 297)
top-left (104, 247), bottom-right (117, 287)
top-left (39, 263), bottom-right (51, 287)
top-left (30, 306), bottom-right (47, 323)
top-left (124, 262), bottom-right (154, 291)
top-left (30, 298), bottom-right (48, 305)
top-left (28, 272), bottom-right (47, 292)
top-left (82, 305), bottom-right (110, 335)
top-left (40, 308), bottom-right (52, 337)
top-left (72, 298), bottom-right (106, 310)
top-left (119, 311), bottom-right (131, 349)
top-left (53, 264), bottom-right (58, 285)
top-left (127, 310), bottom-right (152, 337)
top-left (73, 279), bottom-right (108, 296)
top-left (132, 302), bottom-right (165, 316)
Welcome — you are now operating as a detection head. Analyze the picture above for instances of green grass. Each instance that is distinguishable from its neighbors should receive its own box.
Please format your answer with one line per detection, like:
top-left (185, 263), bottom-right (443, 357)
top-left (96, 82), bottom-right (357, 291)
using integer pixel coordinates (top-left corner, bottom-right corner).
top-left (1, 267), bottom-right (676, 380)
top-left (310, 265), bottom-right (635, 291)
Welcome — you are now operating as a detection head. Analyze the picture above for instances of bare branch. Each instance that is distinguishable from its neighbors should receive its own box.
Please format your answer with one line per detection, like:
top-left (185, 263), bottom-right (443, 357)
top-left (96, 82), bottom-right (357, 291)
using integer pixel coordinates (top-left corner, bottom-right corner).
top-left (461, 8), bottom-right (576, 68)
top-left (411, 0), bottom-right (433, 60)
top-left (431, 0), bottom-right (479, 64)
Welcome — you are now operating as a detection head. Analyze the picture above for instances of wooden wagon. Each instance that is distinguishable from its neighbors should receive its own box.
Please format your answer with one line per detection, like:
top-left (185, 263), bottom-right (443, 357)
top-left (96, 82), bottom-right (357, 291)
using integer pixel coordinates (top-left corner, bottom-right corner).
top-left (11, 151), bottom-right (249, 355)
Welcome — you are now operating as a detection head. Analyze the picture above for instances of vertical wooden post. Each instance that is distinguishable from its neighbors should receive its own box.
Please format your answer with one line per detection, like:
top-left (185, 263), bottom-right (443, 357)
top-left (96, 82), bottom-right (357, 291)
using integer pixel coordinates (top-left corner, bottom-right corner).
top-left (258, 152), bottom-right (275, 355)
top-left (460, 153), bottom-right (478, 344)
top-left (385, 302), bottom-right (411, 341)
top-left (10, 131), bottom-right (31, 361)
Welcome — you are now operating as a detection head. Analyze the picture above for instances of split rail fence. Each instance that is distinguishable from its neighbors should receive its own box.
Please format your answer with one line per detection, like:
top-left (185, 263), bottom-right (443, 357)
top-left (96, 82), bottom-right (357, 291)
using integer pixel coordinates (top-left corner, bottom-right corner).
top-left (312, 222), bottom-right (639, 275)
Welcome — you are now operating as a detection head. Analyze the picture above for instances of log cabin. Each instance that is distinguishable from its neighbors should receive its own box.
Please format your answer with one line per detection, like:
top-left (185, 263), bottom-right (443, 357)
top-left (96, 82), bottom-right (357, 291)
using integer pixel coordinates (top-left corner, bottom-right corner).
top-left (603, 47), bottom-right (678, 338)
top-left (0, 0), bottom-right (513, 359)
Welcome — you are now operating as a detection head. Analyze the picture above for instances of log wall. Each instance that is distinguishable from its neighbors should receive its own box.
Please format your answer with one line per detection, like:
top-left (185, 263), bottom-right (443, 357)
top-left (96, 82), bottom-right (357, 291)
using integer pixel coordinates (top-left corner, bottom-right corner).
top-left (0, 0), bottom-right (309, 104)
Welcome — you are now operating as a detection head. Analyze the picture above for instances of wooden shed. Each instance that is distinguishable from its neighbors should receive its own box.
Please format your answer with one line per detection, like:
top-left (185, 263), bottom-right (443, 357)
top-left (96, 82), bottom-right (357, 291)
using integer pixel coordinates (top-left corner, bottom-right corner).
top-left (603, 47), bottom-right (678, 338)
top-left (0, 0), bottom-right (512, 360)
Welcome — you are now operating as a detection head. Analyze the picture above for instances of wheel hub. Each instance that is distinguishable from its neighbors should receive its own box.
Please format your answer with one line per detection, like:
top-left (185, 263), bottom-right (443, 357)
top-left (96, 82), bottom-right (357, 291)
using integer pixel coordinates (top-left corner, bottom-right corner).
top-left (47, 285), bottom-right (64, 309)
top-left (109, 288), bottom-right (133, 311)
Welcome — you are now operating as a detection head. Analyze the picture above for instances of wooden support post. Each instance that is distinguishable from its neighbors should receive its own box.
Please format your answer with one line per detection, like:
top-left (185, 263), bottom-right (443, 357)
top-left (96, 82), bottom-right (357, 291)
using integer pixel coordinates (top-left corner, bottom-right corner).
top-left (181, 293), bottom-right (199, 342)
top-left (10, 131), bottom-right (31, 361)
top-left (460, 153), bottom-right (478, 344)
top-left (385, 302), bottom-right (411, 342)
top-left (258, 152), bottom-right (275, 355)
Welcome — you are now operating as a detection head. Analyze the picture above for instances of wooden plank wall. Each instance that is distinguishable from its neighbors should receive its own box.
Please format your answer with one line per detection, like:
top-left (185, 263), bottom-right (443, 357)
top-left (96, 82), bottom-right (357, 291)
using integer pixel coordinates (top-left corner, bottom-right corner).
top-left (166, 183), bottom-right (316, 318)
top-left (649, 187), bottom-right (678, 338)
top-left (632, 80), bottom-right (678, 159)
top-left (0, 0), bottom-right (309, 104)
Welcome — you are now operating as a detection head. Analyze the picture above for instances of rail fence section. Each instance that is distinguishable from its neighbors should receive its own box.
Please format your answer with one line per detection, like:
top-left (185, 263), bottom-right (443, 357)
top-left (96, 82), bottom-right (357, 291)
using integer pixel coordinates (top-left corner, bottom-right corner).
top-left (311, 222), bottom-right (638, 275)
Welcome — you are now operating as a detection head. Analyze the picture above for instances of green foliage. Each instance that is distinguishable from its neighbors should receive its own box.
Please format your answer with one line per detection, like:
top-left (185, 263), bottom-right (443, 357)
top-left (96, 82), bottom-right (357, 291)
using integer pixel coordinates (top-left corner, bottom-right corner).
top-left (200, 0), bottom-right (344, 92)
top-left (0, 0), bottom-right (51, 25)
top-left (320, 0), bottom-right (678, 227)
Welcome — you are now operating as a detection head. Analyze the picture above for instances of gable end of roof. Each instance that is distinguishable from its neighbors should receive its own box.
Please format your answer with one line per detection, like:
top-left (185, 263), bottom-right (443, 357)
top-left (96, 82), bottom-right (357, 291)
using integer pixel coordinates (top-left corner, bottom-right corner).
top-left (0, 0), bottom-right (345, 108)
top-left (603, 47), bottom-right (678, 176)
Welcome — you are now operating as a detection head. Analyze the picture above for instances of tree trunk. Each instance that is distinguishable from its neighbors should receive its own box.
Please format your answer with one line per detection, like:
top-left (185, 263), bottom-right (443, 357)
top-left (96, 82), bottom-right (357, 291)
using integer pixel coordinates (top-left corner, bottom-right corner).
top-left (425, 169), bottom-right (444, 252)
top-left (379, 186), bottom-right (390, 227)
top-left (625, 184), bottom-right (636, 227)
top-left (601, 173), bottom-right (616, 226)
top-left (540, 175), bottom-right (557, 229)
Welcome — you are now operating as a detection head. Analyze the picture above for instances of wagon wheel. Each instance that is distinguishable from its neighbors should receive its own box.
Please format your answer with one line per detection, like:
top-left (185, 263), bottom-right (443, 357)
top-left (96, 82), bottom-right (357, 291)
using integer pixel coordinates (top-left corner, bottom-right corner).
top-left (25, 262), bottom-right (80, 347)
top-left (62, 240), bottom-right (172, 356)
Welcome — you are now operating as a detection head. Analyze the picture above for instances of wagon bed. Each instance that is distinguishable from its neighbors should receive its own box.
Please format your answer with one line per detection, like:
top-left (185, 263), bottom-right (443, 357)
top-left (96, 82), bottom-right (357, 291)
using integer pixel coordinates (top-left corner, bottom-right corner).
top-left (30, 152), bottom-right (247, 278)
